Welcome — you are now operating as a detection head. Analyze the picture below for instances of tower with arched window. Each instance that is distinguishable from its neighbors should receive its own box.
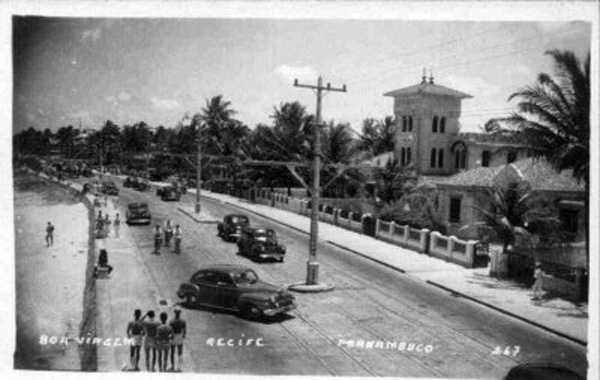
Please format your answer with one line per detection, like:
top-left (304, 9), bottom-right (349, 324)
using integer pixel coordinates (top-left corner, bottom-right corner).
top-left (384, 72), bottom-right (472, 176)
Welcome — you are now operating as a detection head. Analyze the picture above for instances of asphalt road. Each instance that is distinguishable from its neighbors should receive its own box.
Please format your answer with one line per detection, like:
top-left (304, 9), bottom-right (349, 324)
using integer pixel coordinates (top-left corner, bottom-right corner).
top-left (115, 183), bottom-right (587, 378)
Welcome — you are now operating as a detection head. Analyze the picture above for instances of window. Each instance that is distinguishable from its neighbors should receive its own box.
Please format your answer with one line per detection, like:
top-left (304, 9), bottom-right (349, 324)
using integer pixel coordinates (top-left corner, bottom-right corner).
top-left (408, 116), bottom-right (413, 132)
top-left (559, 208), bottom-right (579, 242)
top-left (449, 197), bottom-right (461, 222)
top-left (402, 116), bottom-right (407, 132)
top-left (400, 148), bottom-right (406, 166)
top-left (482, 151), bottom-right (491, 167)
top-left (455, 150), bottom-right (461, 169)
top-left (460, 150), bottom-right (466, 169)
top-left (430, 148), bottom-right (437, 168)
top-left (455, 148), bottom-right (467, 169)
top-left (407, 147), bottom-right (412, 164)
top-left (440, 117), bottom-right (446, 133)
top-left (432, 116), bottom-right (438, 133)
top-left (437, 149), bottom-right (444, 168)
top-left (507, 151), bottom-right (517, 164)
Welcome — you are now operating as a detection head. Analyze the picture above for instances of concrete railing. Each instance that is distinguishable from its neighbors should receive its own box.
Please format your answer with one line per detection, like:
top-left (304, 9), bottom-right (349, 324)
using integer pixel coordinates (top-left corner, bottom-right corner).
top-left (252, 188), bottom-right (482, 267)
top-left (428, 231), bottom-right (478, 268)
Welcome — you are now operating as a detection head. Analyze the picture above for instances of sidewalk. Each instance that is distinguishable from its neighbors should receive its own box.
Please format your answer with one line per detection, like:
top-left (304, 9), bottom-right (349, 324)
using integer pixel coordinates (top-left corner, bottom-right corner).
top-left (189, 188), bottom-right (588, 345)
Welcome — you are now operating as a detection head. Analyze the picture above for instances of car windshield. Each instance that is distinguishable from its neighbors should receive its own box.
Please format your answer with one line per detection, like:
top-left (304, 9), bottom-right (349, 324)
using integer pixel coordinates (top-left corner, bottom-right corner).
top-left (230, 216), bottom-right (249, 225)
top-left (129, 203), bottom-right (148, 211)
top-left (253, 229), bottom-right (276, 242)
top-left (232, 270), bottom-right (259, 284)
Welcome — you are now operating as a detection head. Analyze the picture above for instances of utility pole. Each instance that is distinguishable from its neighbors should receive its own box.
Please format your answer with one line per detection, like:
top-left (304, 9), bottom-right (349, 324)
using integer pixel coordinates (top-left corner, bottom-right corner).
top-left (195, 120), bottom-right (202, 214)
top-left (294, 76), bottom-right (346, 286)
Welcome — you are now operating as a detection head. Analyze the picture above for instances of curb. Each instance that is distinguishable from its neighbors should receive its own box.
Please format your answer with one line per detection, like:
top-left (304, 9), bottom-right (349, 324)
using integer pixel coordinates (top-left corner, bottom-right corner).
top-left (201, 192), bottom-right (588, 348)
top-left (177, 207), bottom-right (219, 224)
top-left (425, 281), bottom-right (587, 347)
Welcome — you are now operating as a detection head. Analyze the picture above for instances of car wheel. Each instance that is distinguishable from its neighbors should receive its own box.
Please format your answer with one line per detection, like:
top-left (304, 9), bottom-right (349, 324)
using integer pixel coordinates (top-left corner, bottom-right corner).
top-left (241, 304), bottom-right (263, 320)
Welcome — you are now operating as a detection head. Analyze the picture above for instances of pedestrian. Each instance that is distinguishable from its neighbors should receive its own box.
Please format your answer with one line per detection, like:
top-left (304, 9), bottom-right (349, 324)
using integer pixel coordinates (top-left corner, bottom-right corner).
top-left (153, 224), bottom-right (163, 255)
top-left (103, 214), bottom-right (111, 238)
top-left (169, 306), bottom-right (186, 371)
top-left (532, 261), bottom-right (546, 301)
top-left (156, 312), bottom-right (173, 372)
top-left (142, 310), bottom-right (159, 372)
top-left (94, 248), bottom-right (113, 277)
top-left (114, 213), bottom-right (121, 239)
top-left (103, 194), bottom-right (108, 207)
top-left (126, 309), bottom-right (144, 371)
top-left (114, 196), bottom-right (119, 210)
top-left (97, 210), bottom-right (103, 221)
top-left (173, 224), bottom-right (182, 254)
top-left (164, 219), bottom-right (174, 247)
top-left (45, 221), bottom-right (55, 247)
top-left (95, 215), bottom-right (104, 239)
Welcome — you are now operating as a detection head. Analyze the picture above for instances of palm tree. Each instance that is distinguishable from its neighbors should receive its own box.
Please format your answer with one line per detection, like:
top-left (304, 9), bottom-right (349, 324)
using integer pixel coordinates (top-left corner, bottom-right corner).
top-left (503, 49), bottom-right (590, 184)
top-left (199, 95), bottom-right (238, 156)
top-left (461, 182), bottom-right (562, 253)
top-left (498, 49), bottom-right (590, 263)
top-left (357, 116), bottom-right (395, 157)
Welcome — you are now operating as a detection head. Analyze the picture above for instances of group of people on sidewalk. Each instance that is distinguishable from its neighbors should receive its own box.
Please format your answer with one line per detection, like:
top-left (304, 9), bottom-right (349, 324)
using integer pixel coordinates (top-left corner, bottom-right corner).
top-left (126, 307), bottom-right (187, 372)
top-left (95, 210), bottom-right (122, 240)
top-left (152, 218), bottom-right (183, 255)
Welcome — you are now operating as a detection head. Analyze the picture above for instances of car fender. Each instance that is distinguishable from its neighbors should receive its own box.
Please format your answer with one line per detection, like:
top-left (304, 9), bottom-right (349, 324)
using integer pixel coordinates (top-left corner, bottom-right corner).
top-left (177, 283), bottom-right (200, 298)
top-left (238, 291), bottom-right (273, 306)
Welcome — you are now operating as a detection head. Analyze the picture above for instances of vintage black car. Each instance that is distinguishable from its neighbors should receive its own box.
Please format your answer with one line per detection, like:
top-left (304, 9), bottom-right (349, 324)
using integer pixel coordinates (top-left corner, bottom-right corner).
top-left (504, 363), bottom-right (583, 380)
top-left (126, 202), bottom-right (152, 225)
top-left (237, 227), bottom-right (286, 262)
top-left (101, 181), bottom-right (119, 196)
top-left (133, 179), bottom-right (151, 192)
top-left (161, 186), bottom-right (181, 202)
top-left (123, 177), bottom-right (136, 188)
top-left (177, 265), bottom-right (296, 319)
top-left (217, 214), bottom-right (250, 241)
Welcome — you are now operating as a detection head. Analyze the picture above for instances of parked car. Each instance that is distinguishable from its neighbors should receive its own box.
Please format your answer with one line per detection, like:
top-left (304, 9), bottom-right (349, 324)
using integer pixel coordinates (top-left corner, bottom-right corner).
top-left (126, 202), bottom-right (152, 225)
top-left (161, 186), bottom-right (181, 202)
top-left (133, 179), bottom-right (151, 192)
top-left (504, 363), bottom-right (584, 380)
top-left (101, 181), bottom-right (119, 196)
top-left (217, 214), bottom-right (250, 242)
top-left (123, 177), bottom-right (136, 188)
top-left (177, 265), bottom-right (296, 319)
top-left (237, 227), bottom-right (286, 262)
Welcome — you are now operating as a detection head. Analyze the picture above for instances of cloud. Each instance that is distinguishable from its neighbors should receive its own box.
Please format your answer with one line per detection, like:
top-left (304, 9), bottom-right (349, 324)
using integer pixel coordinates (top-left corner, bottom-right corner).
top-left (151, 97), bottom-right (183, 112)
top-left (82, 27), bottom-right (102, 42)
top-left (118, 91), bottom-right (132, 102)
top-left (275, 64), bottom-right (318, 83)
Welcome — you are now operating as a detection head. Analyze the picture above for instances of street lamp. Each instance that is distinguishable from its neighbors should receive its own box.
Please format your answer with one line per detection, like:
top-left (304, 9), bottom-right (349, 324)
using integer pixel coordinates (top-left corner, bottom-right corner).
top-left (195, 119), bottom-right (202, 214)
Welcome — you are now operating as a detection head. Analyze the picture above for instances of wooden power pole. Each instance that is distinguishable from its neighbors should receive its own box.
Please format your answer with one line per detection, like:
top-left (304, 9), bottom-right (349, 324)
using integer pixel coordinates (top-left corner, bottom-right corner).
top-left (294, 76), bottom-right (346, 286)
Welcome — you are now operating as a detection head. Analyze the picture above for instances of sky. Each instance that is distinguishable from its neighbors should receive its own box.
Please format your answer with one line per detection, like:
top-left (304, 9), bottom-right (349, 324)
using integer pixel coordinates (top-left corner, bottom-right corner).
top-left (13, 16), bottom-right (591, 135)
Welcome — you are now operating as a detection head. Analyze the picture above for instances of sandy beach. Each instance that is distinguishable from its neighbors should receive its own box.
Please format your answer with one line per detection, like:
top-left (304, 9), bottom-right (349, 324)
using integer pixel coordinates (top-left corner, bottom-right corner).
top-left (14, 172), bottom-right (90, 370)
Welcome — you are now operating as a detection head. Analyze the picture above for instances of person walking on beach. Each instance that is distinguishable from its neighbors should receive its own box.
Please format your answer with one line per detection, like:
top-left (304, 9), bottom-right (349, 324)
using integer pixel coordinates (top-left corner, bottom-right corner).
top-left (532, 261), bottom-right (546, 301)
top-left (142, 310), bottom-right (160, 372)
top-left (156, 312), bottom-right (173, 372)
top-left (114, 213), bottom-right (121, 239)
top-left (45, 222), bottom-right (55, 247)
top-left (169, 306), bottom-right (186, 371)
top-left (126, 309), bottom-right (144, 371)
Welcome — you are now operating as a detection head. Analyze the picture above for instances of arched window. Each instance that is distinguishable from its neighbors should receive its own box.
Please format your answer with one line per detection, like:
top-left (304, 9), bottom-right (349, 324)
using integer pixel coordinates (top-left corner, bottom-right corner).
top-left (440, 117), bottom-right (446, 133)
top-left (407, 147), bottom-right (412, 164)
top-left (408, 116), bottom-right (413, 132)
top-left (430, 148), bottom-right (437, 168)
top-left (460, 150), bottom-right (467, 169)
top-left (438, 149), bottom-right (444, 168)
top-left (401, 147), bottom-right (406, 166)
top-left (402, 116), bottom-right (407, 132)
top-left (432, 116), bottom-right (438, 133)
top-left (455, 149), bottom-right (461, 169)
top-left (482, 150), bottom-right (491, 167)
top-left (454, 147), bottom-right (467, 169)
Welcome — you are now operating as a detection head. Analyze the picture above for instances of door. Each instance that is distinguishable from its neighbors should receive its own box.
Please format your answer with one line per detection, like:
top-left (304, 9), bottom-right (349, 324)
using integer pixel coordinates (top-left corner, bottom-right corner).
top-left (214, 273), bottom-right (238, 309)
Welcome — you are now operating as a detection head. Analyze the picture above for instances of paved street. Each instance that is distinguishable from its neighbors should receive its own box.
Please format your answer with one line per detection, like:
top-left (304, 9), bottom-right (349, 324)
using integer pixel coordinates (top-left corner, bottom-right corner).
top-left (93, 181), bottom-right (587, 378)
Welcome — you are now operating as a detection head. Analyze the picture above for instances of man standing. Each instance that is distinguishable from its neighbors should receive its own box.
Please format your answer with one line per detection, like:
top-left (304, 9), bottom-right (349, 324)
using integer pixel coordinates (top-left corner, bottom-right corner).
top-left (45, 222), bottom-right (55, 247)
top-left (173, 224), bottom-right (183, 254)
top-left (114, 213), bottom-right (121, 239)
top-left (164, 219), bottom-right (174, 247)
top-left (156, 312), bottom-right (173, 372)
top-left (153, 225), bottom-right (163, 255)
top-left (126, 309), bottom-right (144, 371)
top-left (142, 310), bottom-right (160, 372)
top-left (169, 306), bottom-right (187, 371)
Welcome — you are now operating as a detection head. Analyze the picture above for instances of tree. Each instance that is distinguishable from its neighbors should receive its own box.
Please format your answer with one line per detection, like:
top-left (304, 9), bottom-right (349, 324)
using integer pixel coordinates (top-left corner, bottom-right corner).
top-left (461, 182), bottom-right (562, 253)
top-left (357, 116), bottom-right (395, 157)
top-left (495, 49), bottom-right (590, 263)
top-left (374, 157), bottom-right (414, 204)
top-left (198, 95), bottom-right (239, 156)
top-left (501, 49), bottom-right (590, 184)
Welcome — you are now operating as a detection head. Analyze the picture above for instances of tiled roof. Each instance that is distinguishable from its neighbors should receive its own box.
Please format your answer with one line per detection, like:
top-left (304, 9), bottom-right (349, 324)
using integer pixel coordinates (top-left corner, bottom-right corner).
top-left (384, 81), bottom-right (472, 99)
top-left (432, 159), bottom-right (585, 193)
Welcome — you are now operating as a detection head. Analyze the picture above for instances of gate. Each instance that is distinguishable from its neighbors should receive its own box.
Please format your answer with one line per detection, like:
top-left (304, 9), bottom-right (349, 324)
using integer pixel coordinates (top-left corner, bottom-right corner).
top-left (362, 215), bottom-right (377, 237)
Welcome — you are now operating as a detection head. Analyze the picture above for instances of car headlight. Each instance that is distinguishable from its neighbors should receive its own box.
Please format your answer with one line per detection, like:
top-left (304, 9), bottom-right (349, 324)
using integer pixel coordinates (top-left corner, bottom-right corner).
top-left (269, 295), bottom-right (277, 305)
